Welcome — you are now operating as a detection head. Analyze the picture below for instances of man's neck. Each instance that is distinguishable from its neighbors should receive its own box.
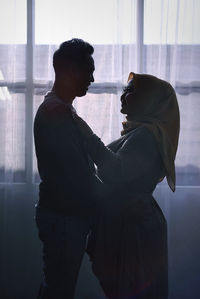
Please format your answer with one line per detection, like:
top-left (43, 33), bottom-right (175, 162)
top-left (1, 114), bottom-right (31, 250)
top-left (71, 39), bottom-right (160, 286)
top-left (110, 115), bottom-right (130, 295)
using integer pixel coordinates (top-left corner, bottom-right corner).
top-left (52, 81), bottom-right (75, 105)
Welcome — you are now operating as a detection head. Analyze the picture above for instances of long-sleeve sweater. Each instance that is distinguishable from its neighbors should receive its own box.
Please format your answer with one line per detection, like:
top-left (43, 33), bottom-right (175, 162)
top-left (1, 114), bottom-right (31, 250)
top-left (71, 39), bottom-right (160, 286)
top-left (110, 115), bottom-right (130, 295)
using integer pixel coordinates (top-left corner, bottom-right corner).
top-left (84, 126), bottom-right (165, 197)
top-left (34, 92), bottom-right (102, 216)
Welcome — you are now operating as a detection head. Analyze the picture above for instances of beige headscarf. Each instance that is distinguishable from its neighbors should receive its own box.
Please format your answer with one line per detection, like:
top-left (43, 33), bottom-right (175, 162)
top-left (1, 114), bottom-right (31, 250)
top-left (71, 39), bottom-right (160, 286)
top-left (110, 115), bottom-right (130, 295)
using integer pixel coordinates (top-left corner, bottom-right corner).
top-left (121, 72), bottom-right (180, 192)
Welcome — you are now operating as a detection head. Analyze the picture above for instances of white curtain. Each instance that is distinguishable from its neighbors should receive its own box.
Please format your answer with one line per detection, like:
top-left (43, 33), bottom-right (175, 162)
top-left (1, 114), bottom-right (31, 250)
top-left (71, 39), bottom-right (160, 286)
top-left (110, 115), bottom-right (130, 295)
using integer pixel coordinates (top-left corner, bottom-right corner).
top-left (0, 1), bottom-right (200, 298)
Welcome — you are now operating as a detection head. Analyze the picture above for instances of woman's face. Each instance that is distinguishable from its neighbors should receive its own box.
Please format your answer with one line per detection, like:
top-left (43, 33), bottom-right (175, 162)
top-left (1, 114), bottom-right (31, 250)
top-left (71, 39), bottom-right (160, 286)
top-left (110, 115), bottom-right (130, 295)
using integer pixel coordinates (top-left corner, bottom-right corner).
top-left (120, 79), bottom-right (145, 116)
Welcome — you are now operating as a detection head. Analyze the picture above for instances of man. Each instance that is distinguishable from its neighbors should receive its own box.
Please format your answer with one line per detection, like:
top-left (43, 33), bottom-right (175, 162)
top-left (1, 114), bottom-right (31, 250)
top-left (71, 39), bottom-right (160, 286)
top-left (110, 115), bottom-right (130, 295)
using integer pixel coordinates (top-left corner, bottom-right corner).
top-left (34, 39), bottom-right (100, 299)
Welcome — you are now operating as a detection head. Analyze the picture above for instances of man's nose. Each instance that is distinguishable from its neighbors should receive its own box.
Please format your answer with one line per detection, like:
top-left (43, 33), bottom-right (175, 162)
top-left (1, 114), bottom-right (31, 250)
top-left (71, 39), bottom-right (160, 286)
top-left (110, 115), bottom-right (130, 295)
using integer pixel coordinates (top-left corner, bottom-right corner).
top-left (90, 74), bottom-right (94, 82)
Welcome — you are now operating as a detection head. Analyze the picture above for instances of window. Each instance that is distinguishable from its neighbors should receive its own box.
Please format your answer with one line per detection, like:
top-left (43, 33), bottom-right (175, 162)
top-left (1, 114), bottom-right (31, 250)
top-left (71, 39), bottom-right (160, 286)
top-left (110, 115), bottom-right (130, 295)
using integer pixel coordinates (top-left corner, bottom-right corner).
top-left (0, 0), bottom-right (200, 186)
top-left (0, 0), bottom-right (26, 182)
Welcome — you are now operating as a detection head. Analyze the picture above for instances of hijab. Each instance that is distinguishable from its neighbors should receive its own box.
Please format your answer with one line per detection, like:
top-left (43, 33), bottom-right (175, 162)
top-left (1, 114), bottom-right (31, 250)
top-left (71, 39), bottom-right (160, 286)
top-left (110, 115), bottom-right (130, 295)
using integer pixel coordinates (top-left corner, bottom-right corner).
top-left (121, 72), bottom-right (180, 192)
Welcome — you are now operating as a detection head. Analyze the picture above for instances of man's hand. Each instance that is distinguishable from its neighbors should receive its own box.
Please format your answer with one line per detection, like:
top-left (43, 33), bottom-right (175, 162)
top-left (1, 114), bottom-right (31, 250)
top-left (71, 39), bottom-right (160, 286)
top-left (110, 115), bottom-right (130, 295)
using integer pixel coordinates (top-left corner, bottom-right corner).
top-left (72, 112), bottom-right (94, 138)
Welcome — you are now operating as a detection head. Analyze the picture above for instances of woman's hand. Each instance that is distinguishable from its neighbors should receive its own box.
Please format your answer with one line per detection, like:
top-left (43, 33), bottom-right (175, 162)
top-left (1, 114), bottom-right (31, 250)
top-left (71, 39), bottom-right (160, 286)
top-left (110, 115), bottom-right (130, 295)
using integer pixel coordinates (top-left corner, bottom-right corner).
top-left (72, 112), bottom-right (94, 138)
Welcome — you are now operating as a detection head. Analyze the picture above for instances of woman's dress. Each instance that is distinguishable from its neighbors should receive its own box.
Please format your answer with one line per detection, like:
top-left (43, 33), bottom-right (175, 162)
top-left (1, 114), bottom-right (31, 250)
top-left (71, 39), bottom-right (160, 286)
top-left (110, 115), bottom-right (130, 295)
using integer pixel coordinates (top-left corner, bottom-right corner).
top-left (86, 126), bottom-right (168, 299)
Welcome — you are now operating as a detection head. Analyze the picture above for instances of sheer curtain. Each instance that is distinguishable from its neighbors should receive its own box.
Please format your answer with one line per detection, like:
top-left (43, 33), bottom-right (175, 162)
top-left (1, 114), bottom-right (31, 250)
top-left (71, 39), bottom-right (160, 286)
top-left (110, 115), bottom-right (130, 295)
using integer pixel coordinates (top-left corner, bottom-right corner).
top-left (143, 1), bottom-right (200, 298)
top-left (0, 0), bottom-right (200, 298)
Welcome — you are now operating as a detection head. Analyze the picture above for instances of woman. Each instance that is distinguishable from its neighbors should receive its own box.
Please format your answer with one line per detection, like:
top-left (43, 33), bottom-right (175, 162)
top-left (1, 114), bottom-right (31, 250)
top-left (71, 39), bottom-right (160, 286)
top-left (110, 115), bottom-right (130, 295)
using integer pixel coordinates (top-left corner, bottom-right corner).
top-left (73, 72), bottom-right (180, 299)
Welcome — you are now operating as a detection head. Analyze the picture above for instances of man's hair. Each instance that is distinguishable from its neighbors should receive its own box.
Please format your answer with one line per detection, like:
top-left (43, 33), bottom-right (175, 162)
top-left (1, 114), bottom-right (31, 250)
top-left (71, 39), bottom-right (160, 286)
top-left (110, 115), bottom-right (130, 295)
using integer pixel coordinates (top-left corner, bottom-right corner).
top-left (53, 38), bottom-right (94, 73)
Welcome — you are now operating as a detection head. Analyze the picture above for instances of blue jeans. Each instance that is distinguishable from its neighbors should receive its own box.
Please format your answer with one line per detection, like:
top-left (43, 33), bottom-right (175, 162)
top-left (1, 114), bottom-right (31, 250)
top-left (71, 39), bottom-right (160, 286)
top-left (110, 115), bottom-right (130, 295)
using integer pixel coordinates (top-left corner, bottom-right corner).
top-left (35, 206), bottom-right (92, 299)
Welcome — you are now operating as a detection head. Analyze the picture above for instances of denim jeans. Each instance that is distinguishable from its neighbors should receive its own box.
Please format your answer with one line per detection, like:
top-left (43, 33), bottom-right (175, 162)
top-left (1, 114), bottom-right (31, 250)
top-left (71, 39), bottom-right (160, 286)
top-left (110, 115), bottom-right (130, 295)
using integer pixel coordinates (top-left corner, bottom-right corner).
top-left (35, 206), bottom-right (92, 299)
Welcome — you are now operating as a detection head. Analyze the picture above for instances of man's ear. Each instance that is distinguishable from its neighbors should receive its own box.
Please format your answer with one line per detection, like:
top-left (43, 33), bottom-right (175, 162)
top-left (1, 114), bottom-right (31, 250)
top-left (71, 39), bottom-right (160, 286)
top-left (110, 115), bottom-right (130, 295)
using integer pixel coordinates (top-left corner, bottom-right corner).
top-left (127, 72), bottom-right (135, 83)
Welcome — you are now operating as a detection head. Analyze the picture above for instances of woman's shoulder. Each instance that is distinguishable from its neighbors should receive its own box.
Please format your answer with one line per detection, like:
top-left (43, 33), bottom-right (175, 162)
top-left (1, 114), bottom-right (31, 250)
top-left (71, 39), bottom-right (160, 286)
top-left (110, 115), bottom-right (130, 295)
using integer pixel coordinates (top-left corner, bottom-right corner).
top-left (108, 126), bottom-right (157, 151)
top-left (122, 127), bottom-right (158, 155)
top-left (125, 126), bottom-right (156, 144)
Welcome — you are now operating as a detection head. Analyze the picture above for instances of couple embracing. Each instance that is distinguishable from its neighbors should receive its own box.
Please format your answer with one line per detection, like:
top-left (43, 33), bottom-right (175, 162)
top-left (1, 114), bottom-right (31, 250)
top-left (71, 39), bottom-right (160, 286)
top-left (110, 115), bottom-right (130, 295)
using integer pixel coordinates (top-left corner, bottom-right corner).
top-left (34, 39), bottom-right (180, 299)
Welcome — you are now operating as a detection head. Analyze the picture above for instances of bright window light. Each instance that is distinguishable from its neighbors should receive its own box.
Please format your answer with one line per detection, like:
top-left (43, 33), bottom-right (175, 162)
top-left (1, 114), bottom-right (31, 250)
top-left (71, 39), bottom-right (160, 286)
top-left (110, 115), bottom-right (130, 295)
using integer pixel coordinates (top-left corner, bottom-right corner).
top-left (144, 0), bottom-right (200, 44)
top-left (35, 0), bottom-right (135, 45)
top-left (0, 0), bottom-right (26, 44)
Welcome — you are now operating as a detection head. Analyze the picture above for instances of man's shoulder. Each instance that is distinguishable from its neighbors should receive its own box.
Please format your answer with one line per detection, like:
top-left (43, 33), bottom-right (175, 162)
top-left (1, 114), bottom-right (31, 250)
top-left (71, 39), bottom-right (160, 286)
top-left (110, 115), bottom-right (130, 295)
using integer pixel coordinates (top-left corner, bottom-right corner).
top-left (36, 93), bottom-right (72, 120)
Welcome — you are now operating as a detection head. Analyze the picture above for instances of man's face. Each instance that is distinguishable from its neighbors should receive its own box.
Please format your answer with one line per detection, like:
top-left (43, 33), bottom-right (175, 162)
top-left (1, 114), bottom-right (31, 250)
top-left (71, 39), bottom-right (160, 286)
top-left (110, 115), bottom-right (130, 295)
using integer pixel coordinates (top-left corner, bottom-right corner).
top-left (73, 55), bottom-right (95, 97)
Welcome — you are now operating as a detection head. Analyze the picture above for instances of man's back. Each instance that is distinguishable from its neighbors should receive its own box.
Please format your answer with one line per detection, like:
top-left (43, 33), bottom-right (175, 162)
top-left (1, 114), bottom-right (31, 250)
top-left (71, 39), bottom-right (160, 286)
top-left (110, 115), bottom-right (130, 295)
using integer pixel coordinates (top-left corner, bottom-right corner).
top-left (34, 91), bottom-right (96, 216)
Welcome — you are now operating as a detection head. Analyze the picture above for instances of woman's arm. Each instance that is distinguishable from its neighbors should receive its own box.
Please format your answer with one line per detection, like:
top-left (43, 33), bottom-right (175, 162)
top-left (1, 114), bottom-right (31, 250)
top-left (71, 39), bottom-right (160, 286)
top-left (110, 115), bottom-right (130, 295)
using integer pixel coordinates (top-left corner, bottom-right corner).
top-left (86, 134), bottom-right (123, 182)
top-left (72, 113), bottom-right (123, 181)
top-left (73, 114), bottom-right (159, 184)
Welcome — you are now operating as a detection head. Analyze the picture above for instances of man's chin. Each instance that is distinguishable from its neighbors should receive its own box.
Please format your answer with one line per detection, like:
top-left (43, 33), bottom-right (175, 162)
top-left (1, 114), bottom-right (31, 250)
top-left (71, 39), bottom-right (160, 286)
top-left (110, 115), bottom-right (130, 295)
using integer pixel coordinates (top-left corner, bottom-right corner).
top-left (77, 89), bottom-right (87, 97)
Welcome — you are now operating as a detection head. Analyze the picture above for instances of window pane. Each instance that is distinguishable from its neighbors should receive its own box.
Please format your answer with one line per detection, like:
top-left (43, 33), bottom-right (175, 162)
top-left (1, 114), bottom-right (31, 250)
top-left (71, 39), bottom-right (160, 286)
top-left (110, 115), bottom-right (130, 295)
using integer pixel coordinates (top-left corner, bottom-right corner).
top-left (0, 0), bottom-right (26, 44)
top-left (0, 0), bottom-right (26, 82)
top-left (35, 0), bottom-right (135, 45)
top-left (0, 93), bottom-right (26, 182)
top-left (144, 45), bottom-right (200, 83)
top-left (0, 45), bottom-right (26, 81)
top-left (144, 0), bottom-right (200, 44)
top-left (176, 92), bottom-right (200, 185)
